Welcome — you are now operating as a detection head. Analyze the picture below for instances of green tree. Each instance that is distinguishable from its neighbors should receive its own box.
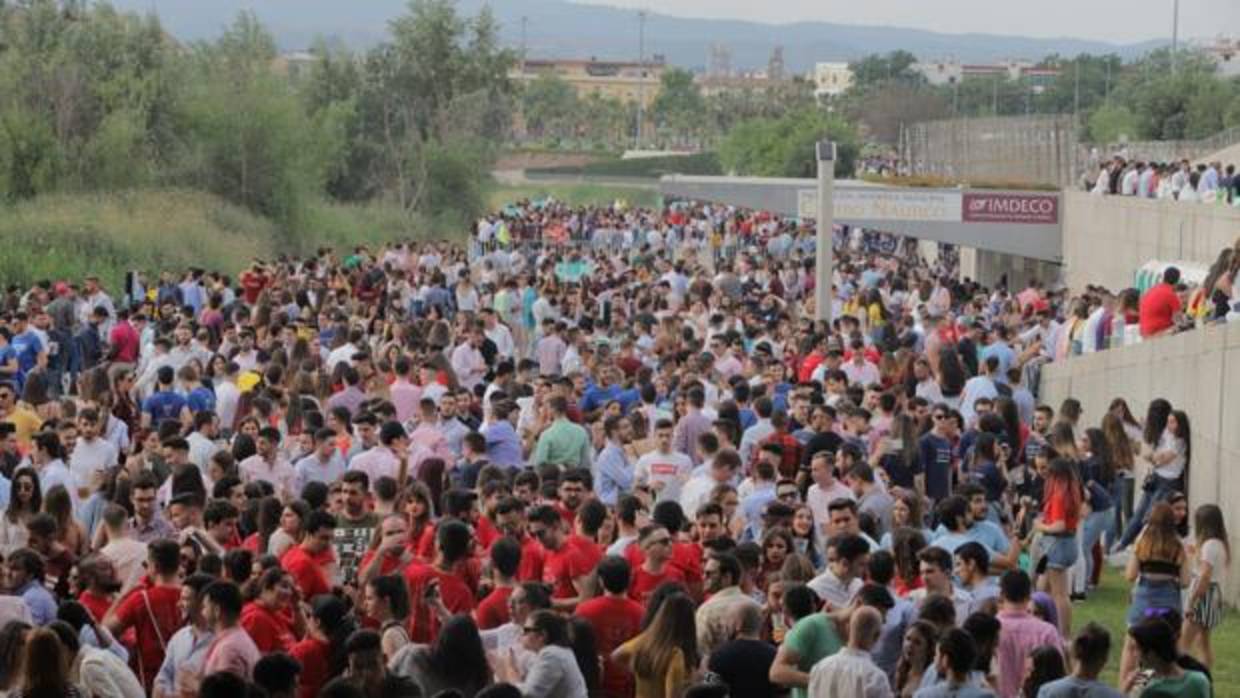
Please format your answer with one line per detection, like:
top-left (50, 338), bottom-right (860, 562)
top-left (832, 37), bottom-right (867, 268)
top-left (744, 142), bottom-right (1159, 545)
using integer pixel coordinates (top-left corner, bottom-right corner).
top-left (520, 74), bottom-right (578, 141)
top-left (718, 107), bottom-right (858, 178)
top-left (1085, 102), bottom-right (1139, 143)
top-left (849, 51), bottom-right (921, 89)
top-left (651, 67), bottom-right (705, 147)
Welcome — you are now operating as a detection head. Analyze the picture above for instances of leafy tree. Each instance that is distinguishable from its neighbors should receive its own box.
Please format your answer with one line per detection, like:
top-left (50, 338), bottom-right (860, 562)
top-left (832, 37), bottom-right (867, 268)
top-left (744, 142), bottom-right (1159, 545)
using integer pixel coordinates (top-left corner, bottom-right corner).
top-left (520, 74), bottom-right (578, 141)
top-left (651, 67), bottom-right (705, 147)
top-left (1085, 102), bottom-right (1139, 143)
top-left (849, 51), bottom-right (921, 88)
top-left (718, 107), bottom-right (858, 178)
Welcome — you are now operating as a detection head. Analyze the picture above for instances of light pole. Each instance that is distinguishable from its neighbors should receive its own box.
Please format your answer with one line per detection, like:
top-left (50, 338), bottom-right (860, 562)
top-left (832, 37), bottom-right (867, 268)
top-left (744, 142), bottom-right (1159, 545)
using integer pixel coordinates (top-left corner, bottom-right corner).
top-left (815, 141), bottom-right (836, 324)
top-left (635, 9), bottom-right (647, 149)
top-left (1171, 0), bottom-right (1180, 74)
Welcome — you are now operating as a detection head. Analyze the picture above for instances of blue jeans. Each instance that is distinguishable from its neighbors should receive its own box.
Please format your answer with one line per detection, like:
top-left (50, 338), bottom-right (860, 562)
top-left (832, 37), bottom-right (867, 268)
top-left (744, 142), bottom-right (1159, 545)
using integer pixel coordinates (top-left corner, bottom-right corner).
top-left (1112, 476), bottom-right (1134, 548)
top-left (1081, 508), bottom-right (1112, 584)
top-left (1118, 476), bottom-right (1180, 550)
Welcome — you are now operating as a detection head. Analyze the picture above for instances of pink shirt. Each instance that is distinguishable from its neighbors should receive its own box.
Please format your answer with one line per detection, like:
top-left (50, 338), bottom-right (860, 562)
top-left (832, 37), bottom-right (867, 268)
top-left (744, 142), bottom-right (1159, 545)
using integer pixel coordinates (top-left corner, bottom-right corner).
top-left (203, 625), bottom-right (261, 680)
top-left (390, 379), bottom-right (422, 424)
top-left (409, 424), bottom-right (453, 464)
top-left (348, 445), bottom-right (401, 490)
top-left (996, 609), bottom-right (1064, 698)
top-left (239, 454), bottom-right (298, 501)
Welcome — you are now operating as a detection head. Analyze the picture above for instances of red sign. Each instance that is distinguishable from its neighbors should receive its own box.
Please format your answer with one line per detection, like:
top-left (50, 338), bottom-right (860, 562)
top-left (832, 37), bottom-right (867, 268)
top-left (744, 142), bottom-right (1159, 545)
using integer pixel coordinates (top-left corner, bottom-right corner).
top-left (962, 193), bottom-right (1058, 224)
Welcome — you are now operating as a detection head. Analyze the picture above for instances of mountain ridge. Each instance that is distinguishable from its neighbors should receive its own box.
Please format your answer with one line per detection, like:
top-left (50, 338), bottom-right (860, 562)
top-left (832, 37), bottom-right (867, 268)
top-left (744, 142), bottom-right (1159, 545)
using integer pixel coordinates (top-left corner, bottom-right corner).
top-left (115, 0), bottom-right (1167, 71)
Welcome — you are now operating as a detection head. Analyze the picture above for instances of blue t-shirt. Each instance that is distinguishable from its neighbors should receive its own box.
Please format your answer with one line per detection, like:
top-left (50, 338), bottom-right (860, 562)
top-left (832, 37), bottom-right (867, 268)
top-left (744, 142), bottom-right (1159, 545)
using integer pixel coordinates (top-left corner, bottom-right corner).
top-left (968, 459), bottom-right (1006, 502)
top-left (919, 432), bottom-right (954, 503)
top-left (186, 386), bottom-right (216, 415)
top-left (0, 345), bottom-right (16, 381)
top-left (10, 331), bottom-right (42, 376)
top-left (143, 390), bottom-right (186, 423)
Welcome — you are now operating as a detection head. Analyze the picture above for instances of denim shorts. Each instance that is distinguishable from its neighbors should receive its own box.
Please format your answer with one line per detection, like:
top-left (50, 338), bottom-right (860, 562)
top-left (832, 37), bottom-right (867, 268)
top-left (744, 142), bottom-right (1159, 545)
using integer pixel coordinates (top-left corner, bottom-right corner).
top-left (1042, 533), bottom-right (1079, 570)
top-left (1127, 578), bottom-right (1183, 626)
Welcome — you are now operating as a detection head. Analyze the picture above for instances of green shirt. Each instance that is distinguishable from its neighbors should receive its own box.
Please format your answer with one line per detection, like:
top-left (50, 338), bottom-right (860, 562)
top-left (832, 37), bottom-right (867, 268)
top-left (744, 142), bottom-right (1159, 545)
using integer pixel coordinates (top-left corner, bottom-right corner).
top-left (1140, 671), bottom-right (1212, 698)
top-left (531, 418), bottom-right (593, 469)
top-left (784, 612), bottom-right (843, 698)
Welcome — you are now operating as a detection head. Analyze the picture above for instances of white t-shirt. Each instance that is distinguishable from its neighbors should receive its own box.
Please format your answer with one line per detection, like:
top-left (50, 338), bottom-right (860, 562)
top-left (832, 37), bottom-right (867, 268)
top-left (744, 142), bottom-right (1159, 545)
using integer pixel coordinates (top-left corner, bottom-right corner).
top-left (634, 451), bottom-right (693, 503)
top-left (1154, 431), bottom-right (1187, 480)
top-left (1199, 538), bottom-right (1228, 597)
top-left (69, 438), bottom-right (119, 495)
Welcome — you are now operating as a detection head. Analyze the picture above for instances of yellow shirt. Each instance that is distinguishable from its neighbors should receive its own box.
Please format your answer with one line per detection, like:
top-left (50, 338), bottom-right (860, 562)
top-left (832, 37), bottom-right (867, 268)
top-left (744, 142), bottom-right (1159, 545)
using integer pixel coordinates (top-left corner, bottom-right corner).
top-left (2, 404), bottom-right (42, 450)
top-left (619, 638), bottom-right (689, 698)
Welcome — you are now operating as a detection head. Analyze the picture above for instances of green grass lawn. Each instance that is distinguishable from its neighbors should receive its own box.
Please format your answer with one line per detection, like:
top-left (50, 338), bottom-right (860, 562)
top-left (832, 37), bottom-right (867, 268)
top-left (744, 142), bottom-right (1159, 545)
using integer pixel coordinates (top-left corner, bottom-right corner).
top-left (1077, 568), bottom-right (1240, 691)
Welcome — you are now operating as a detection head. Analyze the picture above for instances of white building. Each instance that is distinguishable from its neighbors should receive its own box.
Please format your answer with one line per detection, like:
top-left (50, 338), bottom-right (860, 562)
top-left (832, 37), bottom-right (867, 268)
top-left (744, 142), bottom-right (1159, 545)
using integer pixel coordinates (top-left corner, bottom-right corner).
top-left (813, 62), bottom-right (853, 98)
top-left (1197, 37), bottom-right (1240, 78)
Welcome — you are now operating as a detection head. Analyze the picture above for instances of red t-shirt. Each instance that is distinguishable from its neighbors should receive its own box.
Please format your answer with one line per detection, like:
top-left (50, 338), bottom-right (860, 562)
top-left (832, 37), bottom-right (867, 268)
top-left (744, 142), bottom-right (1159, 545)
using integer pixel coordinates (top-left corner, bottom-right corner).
top-left (474, 585), bottom-right (513, 630)
top-left (542, 542), bottom-right (594, 601)
top-left (289, 635), bottom-right (330, 698)
top-left (576, 595), bottom-right (645, 698)
top-left (113, 582), bottom-right (182, 689)
top-left (624, 541), bottom-right (703, 592)
top-left (280, 545), bottom-right (334, 600)
top-left (629, 563), bottom-right (686, 604)
top-left (357, 548), bottom-right (406, 580)
top-left (240, 601), bottom-right (296, 653)
top-left (79, 590), bottom-right (112, 623)
top-left (565, 533), bottom-right (603, 571)
top-left (555, 502), bottom-right (578, 527)
top-left (240, 270), bottom-right (269, 305)
top-left (404, 562), bottom-right (475, 643)
top-left (1043, 480), bottom-right (1081, 533)
top-left (1139, 283), bottom-right (1181, 337)
top-left (515, 534), bottom-right (545, 582)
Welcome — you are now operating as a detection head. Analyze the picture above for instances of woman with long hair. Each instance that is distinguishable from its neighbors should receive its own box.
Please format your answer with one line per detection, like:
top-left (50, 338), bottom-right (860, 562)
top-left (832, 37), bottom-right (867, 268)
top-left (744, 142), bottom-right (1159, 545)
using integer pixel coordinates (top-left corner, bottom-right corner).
top-left (14, 627), bottom-right (82, 698)
top-left (290, 595), bottom-right (357, 698)
top-left (567, 617), bottom-right (602, 694)
top-left (790, 505), bottom-right (823, 569)
top-left (403, 482), bottom-right (435, 547)
top-left (935, 347), bottom-right (966, 407)
top-left (1021, 645), bottom-right (1066, 698)
top-left (390, 614), bottom-right (491, 698)
top-left (1034, 458), bottom-right (1083, 636)
top-left (894, 620), bottom-right (937, 697)
top-left (1118, 404), bottom-right (1190, 551)
top-left (1119, 501), bottom-right (1190, 683)
top-left (268, 500), bottom-right (310, 559)
top-left (364, 574), bottom-right (411, 662)
top-left (0, 468), bottom-right (40, 556)
top-left (1181, 504), bottom-right (1229, 669)
top-left (880, 488), bottom-right (929, 550)
top-left (1079, 428), bottom-right (1116, 591)
top-left (758, 527), bottom-right (793, 593)
top-left (41, 485), bottom-right (84, 558)
top-left (613, 592), bottom-right (698, 698)
top-left (890, 527), bottom-right (928, 598)
top-left (0, 620), bottom-right (31, 698)
top-left (1102, 412), bottom-right (1137, 547)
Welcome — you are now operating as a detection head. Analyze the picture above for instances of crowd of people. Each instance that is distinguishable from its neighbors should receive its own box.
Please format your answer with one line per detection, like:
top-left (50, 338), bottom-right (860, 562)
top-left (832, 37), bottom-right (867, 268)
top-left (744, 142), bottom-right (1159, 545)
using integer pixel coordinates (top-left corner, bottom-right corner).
top-left (0, 196), bottom-right (1229, 698)
top-left (1088, 155), bottom-right (1240, 205)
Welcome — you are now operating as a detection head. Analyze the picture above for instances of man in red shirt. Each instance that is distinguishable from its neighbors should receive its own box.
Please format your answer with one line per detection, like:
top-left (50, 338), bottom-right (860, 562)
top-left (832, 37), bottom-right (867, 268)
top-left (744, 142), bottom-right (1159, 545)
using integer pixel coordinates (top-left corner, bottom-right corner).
top-left (529, 504), bottom-right (594, 610)
top-left (629, 525), bottom-right (685, 604)
top-left (555, 469), bottom-right (588, 526)
top-left (494, 496), bottom-right (545, 582)
top-left (565, 498), bottom-right (607, 571)
top-left (239, 262), bottom-right (270, 305)
top-left (75, 554), bottom-right (121, 623)
top-left (1139, 267), bottom-right (1183, 338)
top-left (405, 519), bottom-right (476, 643)
top-left (280, 510), bottom-right (337, 600)
top-left (105, 539), bottom-right (183, 692)
top-left (576, 556), bottom-right (645, 698)
top-left (475, 537), bottom-right (521, 630)
top-left (106, 308), bottom-right (141, 366)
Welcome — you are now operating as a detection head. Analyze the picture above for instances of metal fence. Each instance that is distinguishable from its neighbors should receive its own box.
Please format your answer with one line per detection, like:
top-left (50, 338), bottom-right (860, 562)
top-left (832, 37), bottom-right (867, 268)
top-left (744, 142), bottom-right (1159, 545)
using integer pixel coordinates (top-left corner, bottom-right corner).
top-left (899, 115), bottom-right (1078, 188)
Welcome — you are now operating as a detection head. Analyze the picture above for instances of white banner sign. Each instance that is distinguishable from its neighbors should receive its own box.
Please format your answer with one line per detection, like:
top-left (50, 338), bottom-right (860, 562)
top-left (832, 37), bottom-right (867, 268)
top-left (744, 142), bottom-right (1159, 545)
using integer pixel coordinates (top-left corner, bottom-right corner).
top-left (798, 188), bottom-right (963, 223)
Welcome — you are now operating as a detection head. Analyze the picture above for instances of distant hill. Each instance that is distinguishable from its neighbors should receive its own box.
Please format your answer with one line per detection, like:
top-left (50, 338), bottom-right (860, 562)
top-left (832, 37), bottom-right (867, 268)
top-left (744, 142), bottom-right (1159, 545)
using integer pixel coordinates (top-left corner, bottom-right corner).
top-left (115, 0), bottom-right (1165, 71)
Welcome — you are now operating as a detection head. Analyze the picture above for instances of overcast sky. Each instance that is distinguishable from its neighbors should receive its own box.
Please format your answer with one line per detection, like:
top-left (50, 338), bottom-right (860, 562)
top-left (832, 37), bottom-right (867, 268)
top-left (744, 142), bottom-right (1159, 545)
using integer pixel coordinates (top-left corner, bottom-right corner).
top-left (572, 0), bottom-right (1239, 44)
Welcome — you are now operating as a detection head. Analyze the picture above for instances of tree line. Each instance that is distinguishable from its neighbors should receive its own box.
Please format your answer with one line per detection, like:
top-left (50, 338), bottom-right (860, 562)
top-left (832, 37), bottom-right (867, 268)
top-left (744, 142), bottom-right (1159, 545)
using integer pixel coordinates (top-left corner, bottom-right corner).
top-left (0, 0), bottom-right (515, 230)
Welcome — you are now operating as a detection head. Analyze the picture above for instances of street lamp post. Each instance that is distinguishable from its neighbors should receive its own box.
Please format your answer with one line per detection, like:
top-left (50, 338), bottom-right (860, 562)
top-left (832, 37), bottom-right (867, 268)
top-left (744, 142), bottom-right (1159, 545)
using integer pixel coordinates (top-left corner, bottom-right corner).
top-left (815, 141), bottom-right (836, 324)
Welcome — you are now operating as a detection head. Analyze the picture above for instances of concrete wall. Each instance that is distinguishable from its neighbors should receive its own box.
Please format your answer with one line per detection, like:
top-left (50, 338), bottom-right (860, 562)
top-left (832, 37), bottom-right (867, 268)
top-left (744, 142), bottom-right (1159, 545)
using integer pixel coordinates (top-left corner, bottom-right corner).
top-left (1039, 321), bottom-right (1240, 603)
top-left (1061, 191), bottom-right (1240, 292)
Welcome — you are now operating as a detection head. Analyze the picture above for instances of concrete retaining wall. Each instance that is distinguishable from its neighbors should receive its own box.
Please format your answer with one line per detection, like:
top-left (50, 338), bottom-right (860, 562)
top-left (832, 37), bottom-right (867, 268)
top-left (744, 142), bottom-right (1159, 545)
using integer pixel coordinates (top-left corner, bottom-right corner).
top-left (1061, 191), bottom-right (1240, 292)
top-left (1039, 321), bottom-right (1240, 603)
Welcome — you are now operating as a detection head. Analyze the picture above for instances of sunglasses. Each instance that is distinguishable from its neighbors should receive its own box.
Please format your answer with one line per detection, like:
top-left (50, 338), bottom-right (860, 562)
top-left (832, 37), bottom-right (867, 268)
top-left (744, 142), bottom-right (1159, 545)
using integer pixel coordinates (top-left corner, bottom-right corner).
top-left (522, 626), bottom-right (541, 635)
